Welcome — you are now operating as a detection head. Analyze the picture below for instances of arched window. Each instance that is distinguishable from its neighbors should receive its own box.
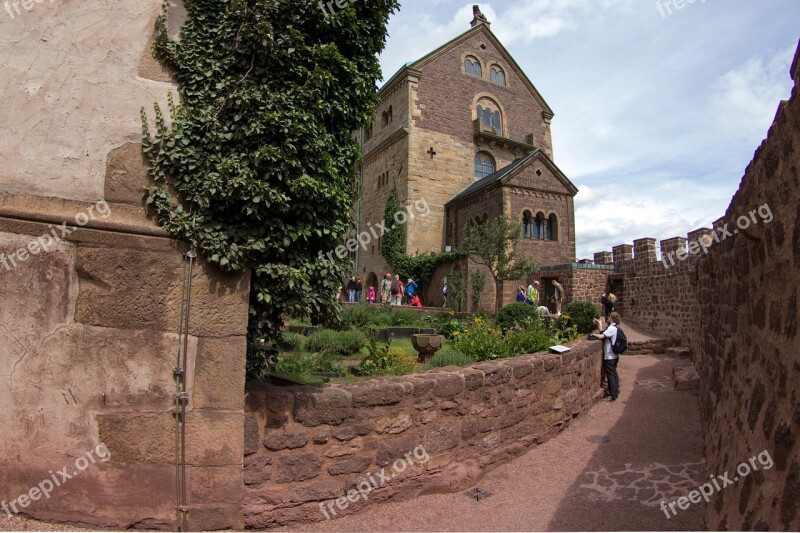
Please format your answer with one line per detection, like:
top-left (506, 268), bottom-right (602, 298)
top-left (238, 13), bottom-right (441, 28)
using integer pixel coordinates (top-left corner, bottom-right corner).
top-left (534, 212), bottom-right (546, 240)
top-left (522, 210), bottom-right (533, 239)
top-left (475, 98), bottom-right (502, 135)
top-left (548, 214), bottom-right (558, 241)
top-left (474, 151), bottom-right (495, 179)
top-left (464, 57), bottom-right (482, 78)
top-left (490, 65), bottom-right (506, 86)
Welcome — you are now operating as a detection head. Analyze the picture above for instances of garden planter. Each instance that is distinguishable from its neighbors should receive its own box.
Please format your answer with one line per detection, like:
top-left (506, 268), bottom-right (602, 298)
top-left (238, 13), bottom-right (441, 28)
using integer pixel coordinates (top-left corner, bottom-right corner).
top-left (411, 333), bottom-right (445, 363)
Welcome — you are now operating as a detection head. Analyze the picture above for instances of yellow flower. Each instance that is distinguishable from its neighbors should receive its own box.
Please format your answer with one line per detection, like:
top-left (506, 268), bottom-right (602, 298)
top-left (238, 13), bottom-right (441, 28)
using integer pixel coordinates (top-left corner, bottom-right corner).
top-left (453, 331), bottom-right (459, 336)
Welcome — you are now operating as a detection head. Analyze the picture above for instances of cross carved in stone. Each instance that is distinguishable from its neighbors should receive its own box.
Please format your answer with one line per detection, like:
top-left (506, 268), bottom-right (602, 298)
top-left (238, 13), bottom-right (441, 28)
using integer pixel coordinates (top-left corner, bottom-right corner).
top-left (427, 147), bottom-right (437, 158)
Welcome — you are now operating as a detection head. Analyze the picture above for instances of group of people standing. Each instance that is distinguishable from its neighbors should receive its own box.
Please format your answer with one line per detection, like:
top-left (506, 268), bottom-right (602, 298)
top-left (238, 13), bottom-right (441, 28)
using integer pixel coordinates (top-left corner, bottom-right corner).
top-left (516, 279), bottom-right (565, 315)
top-left (343, 273), bottom-right (423, 307)
top-left (379, 273), bottom-right (422, 307)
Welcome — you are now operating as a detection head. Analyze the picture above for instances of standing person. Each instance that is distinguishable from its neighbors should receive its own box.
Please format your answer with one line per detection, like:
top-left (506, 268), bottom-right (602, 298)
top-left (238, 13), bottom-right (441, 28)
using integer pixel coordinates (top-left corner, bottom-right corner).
top-left (590, 313), bottom-right (621, 402)
top-left (406, 278), bottom-right (418, 305)
top-left (552, 280), bottom-right (564, 315)
top-left (390, 274), bottom-right (402, 306)
top-left (442, 280), bottom-right (448, 307)
top-left (347, 276), bottom-right (358, 303)
top-left (527, 281), bottom-right (540, 306)
top-left (368, 284), bottom-right (376, 303)
top-left (380, 273), bottom-right (392, 304)
top-left (516, 285), bottom-right (526, 303)
top-left (356, 278), bottom-right (363, 302)
top-left (600, 291), bottom-right (617, 319)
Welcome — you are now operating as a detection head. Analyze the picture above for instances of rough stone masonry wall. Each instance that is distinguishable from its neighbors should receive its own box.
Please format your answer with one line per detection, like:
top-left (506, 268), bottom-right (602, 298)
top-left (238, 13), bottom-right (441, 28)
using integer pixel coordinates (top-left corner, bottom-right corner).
top-left (691, 41), bottom-right (800, 531)
top-left (242, 340), bottom-right (602, 528)
top-left (606, 239), bottom-right (701, 342)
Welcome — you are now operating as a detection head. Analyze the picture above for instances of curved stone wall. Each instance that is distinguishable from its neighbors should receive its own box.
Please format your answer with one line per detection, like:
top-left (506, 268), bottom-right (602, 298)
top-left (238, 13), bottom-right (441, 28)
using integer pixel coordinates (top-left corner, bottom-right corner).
top-left (243, 340), bottom-right (602, 528)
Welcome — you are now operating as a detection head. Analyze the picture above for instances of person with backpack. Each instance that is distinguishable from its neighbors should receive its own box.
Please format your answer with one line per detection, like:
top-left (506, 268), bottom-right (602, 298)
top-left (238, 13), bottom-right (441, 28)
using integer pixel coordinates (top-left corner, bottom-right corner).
top-left (405, 278), bottom-right (418, 305)
top-left (590, 312), bottom-right (626, 402)
top-left (390, 274), bottom-right (402, 306)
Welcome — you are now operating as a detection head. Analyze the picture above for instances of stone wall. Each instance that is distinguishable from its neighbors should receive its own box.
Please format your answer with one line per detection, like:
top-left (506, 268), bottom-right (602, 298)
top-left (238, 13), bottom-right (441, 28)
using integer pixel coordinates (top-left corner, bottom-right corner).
top-left (0, 192), bottom-right (250, 530)
top-left (0, 2), bottom-right (251, 527)
top-left (242, 340), bottom-right (602, 528)
top-left (690, 41), bottom-right (800, 530)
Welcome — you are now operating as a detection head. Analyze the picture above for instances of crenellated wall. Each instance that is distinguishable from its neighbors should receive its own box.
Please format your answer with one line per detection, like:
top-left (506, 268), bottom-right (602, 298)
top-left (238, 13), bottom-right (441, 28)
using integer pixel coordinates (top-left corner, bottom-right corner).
top-left (587, 38), bottom-right (800, 530)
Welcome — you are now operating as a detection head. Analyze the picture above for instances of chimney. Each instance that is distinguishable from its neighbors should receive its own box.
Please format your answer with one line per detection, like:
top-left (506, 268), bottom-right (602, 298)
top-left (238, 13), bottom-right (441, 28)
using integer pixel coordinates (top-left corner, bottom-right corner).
top-left (470, 5), bottom-right (490, 27)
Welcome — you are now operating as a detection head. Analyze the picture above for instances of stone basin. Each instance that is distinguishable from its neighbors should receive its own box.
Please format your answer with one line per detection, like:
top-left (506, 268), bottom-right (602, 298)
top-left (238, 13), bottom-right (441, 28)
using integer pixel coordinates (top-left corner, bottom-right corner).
top-left (411, 333), bottom-right (445, 363)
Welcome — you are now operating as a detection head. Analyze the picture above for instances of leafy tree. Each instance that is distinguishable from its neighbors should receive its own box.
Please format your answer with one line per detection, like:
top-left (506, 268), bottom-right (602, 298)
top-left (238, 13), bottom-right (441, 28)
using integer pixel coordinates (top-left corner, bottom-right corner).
top-left (460, 215), bottom-right (538, 315)
top-left (141, 0), bottom-right (398, 378)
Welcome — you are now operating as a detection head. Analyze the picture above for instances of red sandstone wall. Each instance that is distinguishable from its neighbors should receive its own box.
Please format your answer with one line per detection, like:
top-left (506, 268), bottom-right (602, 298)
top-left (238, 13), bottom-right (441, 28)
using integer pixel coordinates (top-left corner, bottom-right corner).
top-left (242, 341), bottom-right (602, 528)
top-left (691, 41), bottom-right (800, 530)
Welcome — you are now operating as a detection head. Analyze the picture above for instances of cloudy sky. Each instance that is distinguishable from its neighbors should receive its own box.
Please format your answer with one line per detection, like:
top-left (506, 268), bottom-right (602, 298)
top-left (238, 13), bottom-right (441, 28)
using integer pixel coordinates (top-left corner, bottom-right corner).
top-left (377, 0), bottom-right (799, 259)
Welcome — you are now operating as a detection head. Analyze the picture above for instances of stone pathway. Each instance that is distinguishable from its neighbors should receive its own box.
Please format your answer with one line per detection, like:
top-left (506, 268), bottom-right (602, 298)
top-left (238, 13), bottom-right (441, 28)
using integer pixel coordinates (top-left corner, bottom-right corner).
top-left (277, 323), bottom-right (707, 531)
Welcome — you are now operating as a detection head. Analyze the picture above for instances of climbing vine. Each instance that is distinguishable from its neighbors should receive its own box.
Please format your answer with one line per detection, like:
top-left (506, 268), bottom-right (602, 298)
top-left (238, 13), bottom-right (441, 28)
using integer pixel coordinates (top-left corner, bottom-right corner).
top-left (379, 186), bottom-right (464, 293)
top-left (141, 0), bottom-right (398, 376)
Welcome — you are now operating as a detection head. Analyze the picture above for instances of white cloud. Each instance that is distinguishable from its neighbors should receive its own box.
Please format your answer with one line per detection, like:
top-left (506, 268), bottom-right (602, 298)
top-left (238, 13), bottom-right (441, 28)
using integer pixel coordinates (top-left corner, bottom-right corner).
top-left (711, 45), bottom-right (796, 139)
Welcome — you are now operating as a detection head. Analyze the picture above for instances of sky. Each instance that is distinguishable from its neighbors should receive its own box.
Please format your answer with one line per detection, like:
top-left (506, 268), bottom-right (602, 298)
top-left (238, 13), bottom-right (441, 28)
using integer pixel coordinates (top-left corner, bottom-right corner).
top-left (376, 0), bottom-right (799, 260)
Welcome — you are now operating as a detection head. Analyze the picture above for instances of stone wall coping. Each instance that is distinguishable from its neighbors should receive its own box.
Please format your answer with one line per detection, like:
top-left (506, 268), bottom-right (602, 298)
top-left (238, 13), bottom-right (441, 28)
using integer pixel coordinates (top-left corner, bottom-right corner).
top-left (0, 192), bottom-right (170, 238)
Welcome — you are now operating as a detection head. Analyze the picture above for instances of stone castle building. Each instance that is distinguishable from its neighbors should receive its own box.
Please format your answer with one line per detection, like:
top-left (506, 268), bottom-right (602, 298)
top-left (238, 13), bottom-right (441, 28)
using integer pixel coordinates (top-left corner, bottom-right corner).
top-left (354, 6), bottom-right (582, 305)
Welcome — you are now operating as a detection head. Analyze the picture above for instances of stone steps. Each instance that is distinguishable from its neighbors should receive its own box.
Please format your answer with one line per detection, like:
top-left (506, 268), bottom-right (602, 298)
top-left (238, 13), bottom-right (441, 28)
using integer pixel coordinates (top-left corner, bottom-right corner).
top-left (624, 338), bottom-right (680, 355)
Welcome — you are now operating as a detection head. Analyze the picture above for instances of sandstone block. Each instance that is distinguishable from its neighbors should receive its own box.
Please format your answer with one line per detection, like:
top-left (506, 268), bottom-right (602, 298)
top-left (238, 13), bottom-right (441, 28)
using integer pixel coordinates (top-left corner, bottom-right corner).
top-left (263, 432), bottom-right (308, 451)
top-left (273, 453), bottom-right (322, 483)
top-left (293, 387), bottom-right (352, 427)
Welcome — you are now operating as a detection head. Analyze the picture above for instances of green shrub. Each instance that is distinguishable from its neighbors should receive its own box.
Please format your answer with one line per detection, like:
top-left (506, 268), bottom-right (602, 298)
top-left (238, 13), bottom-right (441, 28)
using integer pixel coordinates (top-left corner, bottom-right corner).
top-left (429, 346), bottom-right (476, 368)
top-left (355, 338), bottom-right (416, 376)
top-left (496, 303), bottom-right (541, 331)
top-left (279, 332), bottom-right (306, 352)
top-left (389, 308), bottom-right (425, 326)
top-left (275, 353), bottom-right (317, 375)
top-left (452, 316), bottom-right (510, 361)
top-left (438, 316), bottom-right (467, 339)
top-left (562, 301), bottom-right (599, 333)
top-left (506, 321), bottom-right (553, 355)
top-left (306, 329), bottom-right (366, 356)
top-left (341, 303), bottom-right (374, 329)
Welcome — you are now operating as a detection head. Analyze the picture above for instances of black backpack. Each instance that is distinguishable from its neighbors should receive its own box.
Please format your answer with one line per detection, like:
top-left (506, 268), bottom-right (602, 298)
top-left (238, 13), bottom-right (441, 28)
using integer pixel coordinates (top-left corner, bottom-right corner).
top-left (390, 279), bottom-right (400, 294)
top-left (612, 326), bottom-right (628, 355)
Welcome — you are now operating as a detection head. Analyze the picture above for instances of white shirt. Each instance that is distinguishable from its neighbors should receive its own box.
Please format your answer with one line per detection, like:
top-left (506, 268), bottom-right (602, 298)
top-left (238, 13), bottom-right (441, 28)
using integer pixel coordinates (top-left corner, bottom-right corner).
top-left (602, 324), bottom-right (618, 360)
